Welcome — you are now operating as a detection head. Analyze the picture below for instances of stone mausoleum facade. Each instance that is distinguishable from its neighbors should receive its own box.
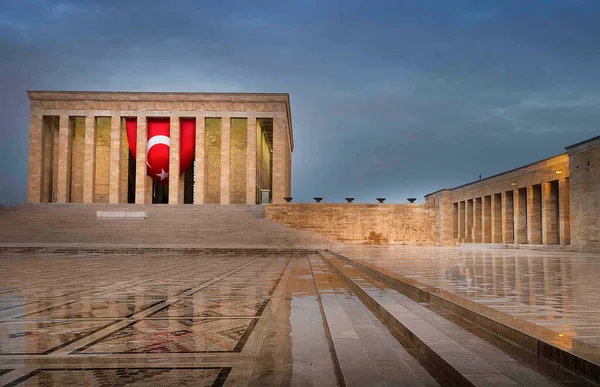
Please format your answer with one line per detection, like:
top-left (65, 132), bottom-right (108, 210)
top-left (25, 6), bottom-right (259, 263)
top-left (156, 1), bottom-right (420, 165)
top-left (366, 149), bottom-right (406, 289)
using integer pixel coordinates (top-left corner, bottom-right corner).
top-left (27, 91), bottom-right (293, 205)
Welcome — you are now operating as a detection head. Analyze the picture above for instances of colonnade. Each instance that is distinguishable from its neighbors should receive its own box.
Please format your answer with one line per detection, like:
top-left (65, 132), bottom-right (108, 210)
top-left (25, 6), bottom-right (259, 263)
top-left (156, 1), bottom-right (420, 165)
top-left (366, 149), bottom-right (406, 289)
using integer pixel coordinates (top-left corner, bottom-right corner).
top-left (452, 179), bottom-right (570, 245)
top-left (29, 112), bottom-right (290, 205)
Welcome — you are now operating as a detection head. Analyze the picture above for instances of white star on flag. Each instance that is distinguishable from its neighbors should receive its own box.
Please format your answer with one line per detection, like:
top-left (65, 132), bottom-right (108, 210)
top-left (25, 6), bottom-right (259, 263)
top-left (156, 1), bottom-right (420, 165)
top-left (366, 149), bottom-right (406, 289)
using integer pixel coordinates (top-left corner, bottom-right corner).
top-left (156, 169), bottom-right (169, 181)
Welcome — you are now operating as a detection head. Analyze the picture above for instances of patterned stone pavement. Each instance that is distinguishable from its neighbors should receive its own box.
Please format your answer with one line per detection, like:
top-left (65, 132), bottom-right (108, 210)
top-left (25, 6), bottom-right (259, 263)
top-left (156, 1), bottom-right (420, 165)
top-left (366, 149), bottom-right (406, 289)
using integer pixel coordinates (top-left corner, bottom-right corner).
top-left (337, 246), bottom-right (600, 359)
top-left (0, 251), bottom-right (445, 386)
top-left (0, 249), bottom-right (595, 386)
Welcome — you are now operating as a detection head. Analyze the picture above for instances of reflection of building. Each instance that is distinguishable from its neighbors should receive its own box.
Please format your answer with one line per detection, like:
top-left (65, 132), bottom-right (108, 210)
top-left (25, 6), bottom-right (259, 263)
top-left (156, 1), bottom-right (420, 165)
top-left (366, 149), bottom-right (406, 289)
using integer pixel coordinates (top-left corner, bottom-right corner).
top-left (426, 136), bottom-right (600, 252)
top-left (26, 91), bottom-right (293, 204)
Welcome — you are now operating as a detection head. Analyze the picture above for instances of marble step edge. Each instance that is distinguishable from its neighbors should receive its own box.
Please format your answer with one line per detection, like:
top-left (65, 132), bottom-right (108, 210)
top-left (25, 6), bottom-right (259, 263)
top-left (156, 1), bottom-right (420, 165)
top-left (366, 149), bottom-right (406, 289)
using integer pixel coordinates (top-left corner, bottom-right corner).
top-left (319, 251), bottom-right (531, 387)
top-left (0, 245), bottom-right (323, 254)
top-left (323, 249), bottom-right (600, 386)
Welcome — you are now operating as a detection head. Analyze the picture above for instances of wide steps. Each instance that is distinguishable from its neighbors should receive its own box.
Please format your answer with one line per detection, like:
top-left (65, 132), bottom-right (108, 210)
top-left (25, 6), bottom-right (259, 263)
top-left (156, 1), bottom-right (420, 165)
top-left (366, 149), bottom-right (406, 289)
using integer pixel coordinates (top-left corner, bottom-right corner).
top-left (0, 204), bottom-right (333, 248)
top-left (319, 251), bottom-right (573, 387)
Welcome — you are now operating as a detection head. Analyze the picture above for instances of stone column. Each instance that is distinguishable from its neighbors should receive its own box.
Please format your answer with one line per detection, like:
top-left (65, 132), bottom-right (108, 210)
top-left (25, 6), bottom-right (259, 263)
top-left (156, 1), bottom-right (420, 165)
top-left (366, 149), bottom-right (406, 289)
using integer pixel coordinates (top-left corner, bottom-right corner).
top-left (458, 201), bottom-right (465, 242)
top-left (542, 181), bottom-right (559, 244)
top-left (465, 199), bottom-right (473, 242)
top-left (272, 116), bottom-right (287, 204)
top-left (28, 114), bottom-right (43, 203)
top-left (482, 196), bottom-right (491, 243)
top-left (473, 197), bottom-right (482, 242)
top-left (558, 177), bottom-right (571, 245)
top-left (194, 115), bottom-right (205, 204)
top-left (220, 116), bottom-right (231, 204)
top-left (56, 115), bottom-right (71, 203)
top-left (135, 115), bottom-right (148, 204)
top-left (83, 114), bottom-right (96, 203)
top-left (168, 116), bottom-right (182, 204)
top-left (502, 191), bottom-right (515, 243)
top-left (527, 185), bottom-right (542, 244)
top-left (109, 114), bottom-right (121, 203)
top-left (246, 116), bottom-right (257, 204)
top-left (491, 194), bottom-right (502, 243)
top-left (514, 188), bottom-right (527, 244)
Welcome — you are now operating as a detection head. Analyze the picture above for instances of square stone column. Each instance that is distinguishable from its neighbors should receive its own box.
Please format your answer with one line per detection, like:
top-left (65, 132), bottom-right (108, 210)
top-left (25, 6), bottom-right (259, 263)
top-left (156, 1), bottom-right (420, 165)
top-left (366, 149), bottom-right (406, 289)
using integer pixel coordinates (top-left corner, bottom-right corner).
top-left (491, 194), bottom-right (502, 243)
top-left (246, 116), bottom-right (257, 204)
top-left (83, 114), bottom-right (96, 203)
top-left (473, 197), bottom-right (482, 242)
top-left (465, 199), bottom-right (473, 242)
top-left (168, 116), bottom-right (182, 204)
top-left (502, 191), bottom-right (514, 243)
top-left (527, 185), bottom-right (542, 244)
top-left (28, 114), bottom-right (43, 203)
top-left (272, 116), bottom-right (287, 204)
top-left (109, 114), bottom-right (122, 203)
top-left (514, 188), bottom-right (527, 244)
top-left (542, 181), bottom-right (559, 244)
top-left (558, 177), bottom-right (571, 245)
top-left (458, 200), bottom-right (467, 242)
top-left (135, 116), bottom-right (148, 204)
top-left (56, 115), bottom-right (71, 203)
top-left (482, 196), bottom-right (492, 243)
top-left (194, 116), bottom-right (206, 204)
top-left (220, 116), bottom-right (231, 205)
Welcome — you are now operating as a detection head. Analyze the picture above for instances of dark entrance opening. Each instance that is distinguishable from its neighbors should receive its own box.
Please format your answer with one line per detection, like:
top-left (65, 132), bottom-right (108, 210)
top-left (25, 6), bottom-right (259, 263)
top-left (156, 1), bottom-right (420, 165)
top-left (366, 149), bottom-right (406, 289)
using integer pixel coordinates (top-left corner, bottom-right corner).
top-left (152, 180), bottom-right (169, 204)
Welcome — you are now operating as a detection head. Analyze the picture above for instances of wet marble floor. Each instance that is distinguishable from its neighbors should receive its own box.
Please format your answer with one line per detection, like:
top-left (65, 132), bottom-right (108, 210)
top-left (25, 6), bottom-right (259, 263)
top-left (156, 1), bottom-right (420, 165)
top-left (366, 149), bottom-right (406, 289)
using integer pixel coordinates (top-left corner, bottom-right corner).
top-left (337, 246), bottom-right (600, 361)
top-left (0, 250), bottom-right (452, 386)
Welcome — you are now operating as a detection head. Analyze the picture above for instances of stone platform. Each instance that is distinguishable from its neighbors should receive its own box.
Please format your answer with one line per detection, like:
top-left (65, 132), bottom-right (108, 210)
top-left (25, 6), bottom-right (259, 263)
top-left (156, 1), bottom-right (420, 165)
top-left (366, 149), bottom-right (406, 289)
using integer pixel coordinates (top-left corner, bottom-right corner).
top-left (0, 249), bottom-right (593, 386)
top-left (334, 245), bottom-right (600, 382)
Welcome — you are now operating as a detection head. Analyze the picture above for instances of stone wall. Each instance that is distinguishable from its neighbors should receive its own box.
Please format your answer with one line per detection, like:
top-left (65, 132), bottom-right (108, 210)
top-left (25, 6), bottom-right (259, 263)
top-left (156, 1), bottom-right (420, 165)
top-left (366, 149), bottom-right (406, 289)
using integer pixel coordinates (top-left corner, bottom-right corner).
top-left (567, 137), bottom-right (600, 252)
top-left (266, 204), bottom-right (438, 244)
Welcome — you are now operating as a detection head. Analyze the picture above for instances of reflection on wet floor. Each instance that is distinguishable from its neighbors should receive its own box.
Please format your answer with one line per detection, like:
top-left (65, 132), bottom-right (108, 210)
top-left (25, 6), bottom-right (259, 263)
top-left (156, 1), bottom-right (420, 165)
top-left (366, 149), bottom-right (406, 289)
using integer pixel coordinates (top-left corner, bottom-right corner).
top-left (0, 249), bottom-right (594, 386)
top-left (338, 245), bottom-right (600, 352)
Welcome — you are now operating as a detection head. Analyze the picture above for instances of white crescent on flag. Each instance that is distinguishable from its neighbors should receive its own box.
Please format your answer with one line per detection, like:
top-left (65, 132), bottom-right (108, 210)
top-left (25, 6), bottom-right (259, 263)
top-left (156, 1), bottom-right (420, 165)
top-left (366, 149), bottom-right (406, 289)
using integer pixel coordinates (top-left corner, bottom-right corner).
top-left (146, 135), bottom-right (170, 168)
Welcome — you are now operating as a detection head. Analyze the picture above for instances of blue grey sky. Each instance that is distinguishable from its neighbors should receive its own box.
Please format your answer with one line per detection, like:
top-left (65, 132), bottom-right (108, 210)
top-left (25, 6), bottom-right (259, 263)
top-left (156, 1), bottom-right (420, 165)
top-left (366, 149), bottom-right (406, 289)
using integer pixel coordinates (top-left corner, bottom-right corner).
top-left (1, 0), bottom-right (599, 204)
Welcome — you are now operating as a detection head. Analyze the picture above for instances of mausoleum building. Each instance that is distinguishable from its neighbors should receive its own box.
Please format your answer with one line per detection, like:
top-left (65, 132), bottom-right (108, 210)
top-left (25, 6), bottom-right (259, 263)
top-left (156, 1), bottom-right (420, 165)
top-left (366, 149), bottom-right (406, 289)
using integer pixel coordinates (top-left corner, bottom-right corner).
top-left (26, 91), bottom-right (293, 205)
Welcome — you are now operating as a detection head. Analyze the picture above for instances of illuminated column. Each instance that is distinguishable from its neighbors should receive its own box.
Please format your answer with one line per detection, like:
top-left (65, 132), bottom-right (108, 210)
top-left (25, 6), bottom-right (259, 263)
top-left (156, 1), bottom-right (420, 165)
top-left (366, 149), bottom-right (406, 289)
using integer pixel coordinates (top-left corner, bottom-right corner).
top-left (246, 116), bottom-right (257, 204)
top-left (465, 199), bottom-right (473, 242)
top-left (220, 116), bottom-right (231, 204)
top-left (135, 115), bottom-right (148, 204)
top-left (168, 116), bottom-right (182, 204)
top-left (558, 177), bottom-right (570, 245)
top-left (458, 201), bottom-right (465, 242)
top-left (527, 185), bottom-right (542, 244)
top-left (542, 181), bottom-right (559, 244)
top-left (491, 193), bottom-right (502, 243)
top-left (83, 114), bottom-right (96, 203)
top-left (109, 114), bottom-right (122, 203)
top-left (56, 115), bottom-right (71, 203)
top-left (473, 197), bottom-right (482, 242)
top-left (482, 196), bottom-right (492, 243)
top-left (272, 116), bottom-right (287, 204)
top-left (28, 114), bottom-right (44, 203)
top-left (514, 188), bottom-right (527, 244)
top-left (502, 191), bottom-right (514, 243)
top-left (194, 115), bottom-right (205, 204)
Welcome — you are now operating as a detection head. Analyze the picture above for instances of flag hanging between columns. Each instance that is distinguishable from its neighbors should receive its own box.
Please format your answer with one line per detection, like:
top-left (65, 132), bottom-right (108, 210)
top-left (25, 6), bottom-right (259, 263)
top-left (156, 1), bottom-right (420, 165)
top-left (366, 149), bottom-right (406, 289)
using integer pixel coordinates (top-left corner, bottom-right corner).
top-left (125, 117), bottom-right (196, 186)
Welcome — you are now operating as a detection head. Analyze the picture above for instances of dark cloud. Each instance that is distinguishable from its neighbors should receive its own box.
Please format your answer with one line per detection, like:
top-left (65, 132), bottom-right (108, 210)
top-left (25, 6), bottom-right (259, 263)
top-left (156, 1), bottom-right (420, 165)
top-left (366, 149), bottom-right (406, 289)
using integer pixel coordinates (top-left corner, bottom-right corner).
top-left (1, 0), bottom-right (599, 205)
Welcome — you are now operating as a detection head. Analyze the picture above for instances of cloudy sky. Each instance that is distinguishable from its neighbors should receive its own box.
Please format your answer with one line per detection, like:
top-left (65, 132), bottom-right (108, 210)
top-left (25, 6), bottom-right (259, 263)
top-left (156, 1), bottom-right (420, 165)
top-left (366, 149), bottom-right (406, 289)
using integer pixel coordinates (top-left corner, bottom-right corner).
top-left (1, 0), bottom-right (599, 205)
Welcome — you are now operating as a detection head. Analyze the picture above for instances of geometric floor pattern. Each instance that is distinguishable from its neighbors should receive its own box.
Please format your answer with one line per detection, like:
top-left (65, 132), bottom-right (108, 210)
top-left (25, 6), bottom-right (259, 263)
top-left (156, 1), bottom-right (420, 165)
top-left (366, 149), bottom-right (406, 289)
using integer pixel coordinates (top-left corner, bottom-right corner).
top-left (0, 251), bottom-right (291, 386)
top-left (1, 249), bottom-right (593, 386)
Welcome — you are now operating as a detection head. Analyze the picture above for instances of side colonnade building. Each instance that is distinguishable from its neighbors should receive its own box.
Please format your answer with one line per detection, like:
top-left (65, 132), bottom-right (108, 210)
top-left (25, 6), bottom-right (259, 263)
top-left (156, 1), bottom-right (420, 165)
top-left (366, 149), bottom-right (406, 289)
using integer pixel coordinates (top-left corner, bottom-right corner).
top-left (426, 136), bottom-right (600, 252)
top-left (26, 91), bottom-right (293, 205)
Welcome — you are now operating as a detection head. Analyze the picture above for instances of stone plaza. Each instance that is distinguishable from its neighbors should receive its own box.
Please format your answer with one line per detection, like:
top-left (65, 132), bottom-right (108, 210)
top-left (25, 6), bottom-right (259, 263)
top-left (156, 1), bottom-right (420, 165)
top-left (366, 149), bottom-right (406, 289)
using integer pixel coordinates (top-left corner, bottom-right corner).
top-left (0, 90), bottom-right (598, 386)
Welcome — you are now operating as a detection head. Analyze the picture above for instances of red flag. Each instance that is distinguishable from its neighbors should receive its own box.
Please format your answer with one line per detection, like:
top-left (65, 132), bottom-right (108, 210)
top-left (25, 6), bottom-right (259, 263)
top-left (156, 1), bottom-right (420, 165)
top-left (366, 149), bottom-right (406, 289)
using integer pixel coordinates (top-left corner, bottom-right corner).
top-left (125, 117), bottom-right (196, 186)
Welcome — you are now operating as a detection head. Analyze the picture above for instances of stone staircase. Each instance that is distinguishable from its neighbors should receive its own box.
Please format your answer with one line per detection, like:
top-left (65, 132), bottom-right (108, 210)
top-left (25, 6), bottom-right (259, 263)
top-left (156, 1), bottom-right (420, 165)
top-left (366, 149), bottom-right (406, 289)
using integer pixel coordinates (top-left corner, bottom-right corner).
top-left (0, 204), bottom-right (334, 249)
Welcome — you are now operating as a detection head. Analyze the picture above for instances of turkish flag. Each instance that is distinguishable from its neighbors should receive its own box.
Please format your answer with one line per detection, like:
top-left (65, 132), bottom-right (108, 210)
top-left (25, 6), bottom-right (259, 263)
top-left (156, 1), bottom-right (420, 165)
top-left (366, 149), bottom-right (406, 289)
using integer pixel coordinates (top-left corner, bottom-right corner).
top-left (125, 117), bottom-right (196, 186)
